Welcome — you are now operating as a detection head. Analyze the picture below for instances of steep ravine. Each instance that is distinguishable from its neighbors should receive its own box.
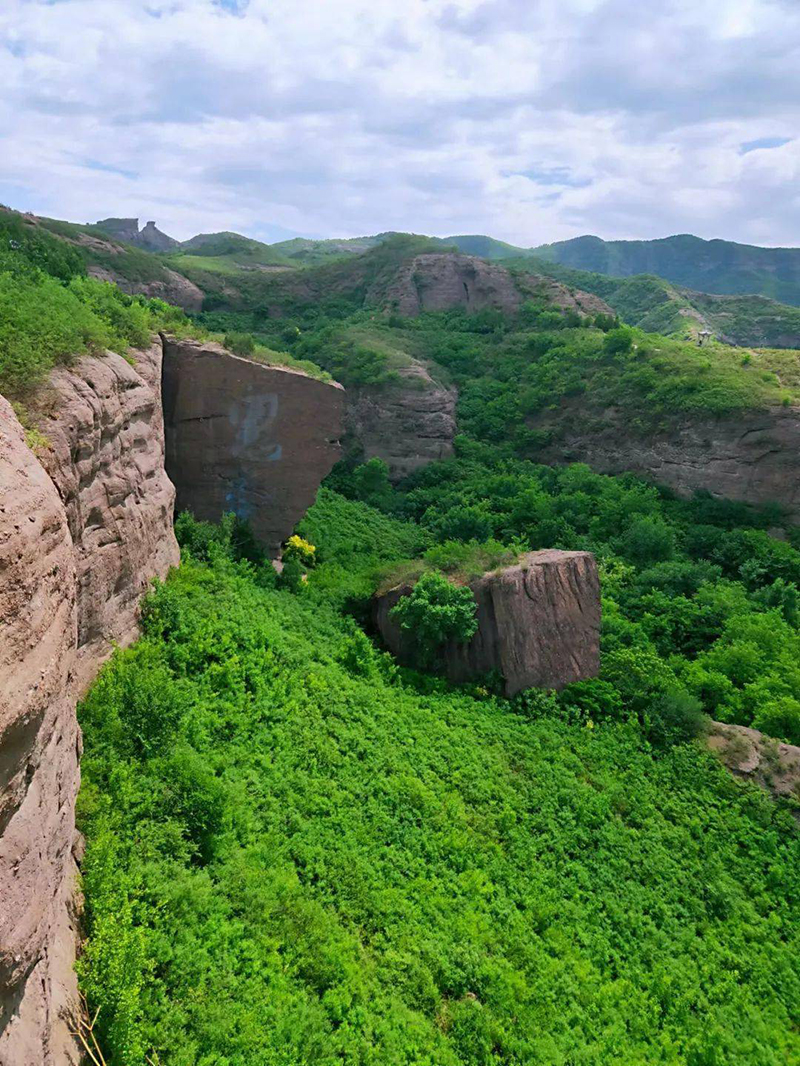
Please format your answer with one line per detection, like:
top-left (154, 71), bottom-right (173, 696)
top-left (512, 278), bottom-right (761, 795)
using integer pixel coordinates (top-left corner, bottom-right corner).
top-left (0, 336), bottom-right (344, 1064)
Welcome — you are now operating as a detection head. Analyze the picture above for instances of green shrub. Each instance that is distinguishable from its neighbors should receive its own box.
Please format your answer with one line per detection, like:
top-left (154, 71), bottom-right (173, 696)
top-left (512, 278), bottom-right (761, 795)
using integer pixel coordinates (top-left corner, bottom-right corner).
top-left (753, 698), bottom-right (800, 745)
top-left (389, 570), bottom-right (478, 665)
top-left (645, 688), bottom-right (707, 750)
top-left (224, 330), bottom-right (256, 356)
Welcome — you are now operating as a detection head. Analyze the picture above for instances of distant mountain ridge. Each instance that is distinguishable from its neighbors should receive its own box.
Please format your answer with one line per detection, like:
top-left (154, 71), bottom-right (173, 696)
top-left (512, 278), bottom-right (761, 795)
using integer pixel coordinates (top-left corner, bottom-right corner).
top-left (532, 233), bottom-right (800, 307)
top-left (84, 213), bottom-right (800, 346)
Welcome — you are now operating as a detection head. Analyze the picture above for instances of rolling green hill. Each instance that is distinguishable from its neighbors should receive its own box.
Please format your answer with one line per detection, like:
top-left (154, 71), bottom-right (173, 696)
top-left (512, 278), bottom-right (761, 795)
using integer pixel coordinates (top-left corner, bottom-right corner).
top-left (507, 259), bottom-right (800, 348)
top-left (175, 230), bottom-right (293, 268)
top-left (533, 233), bottom-right (800, 307)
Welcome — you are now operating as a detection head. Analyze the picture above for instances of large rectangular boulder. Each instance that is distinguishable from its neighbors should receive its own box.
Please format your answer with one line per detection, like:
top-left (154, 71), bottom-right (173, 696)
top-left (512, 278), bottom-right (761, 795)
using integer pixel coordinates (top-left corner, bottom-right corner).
top-left (375, 550), bottom-right (601, 695)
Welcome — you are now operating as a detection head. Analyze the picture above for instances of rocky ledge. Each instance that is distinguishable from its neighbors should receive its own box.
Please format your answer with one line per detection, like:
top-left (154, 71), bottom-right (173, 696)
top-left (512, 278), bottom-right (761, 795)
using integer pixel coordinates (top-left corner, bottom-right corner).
top-left (0, 341), bottom-right (179, 1064)
top-left (374, 550), bottom-right (601, 695)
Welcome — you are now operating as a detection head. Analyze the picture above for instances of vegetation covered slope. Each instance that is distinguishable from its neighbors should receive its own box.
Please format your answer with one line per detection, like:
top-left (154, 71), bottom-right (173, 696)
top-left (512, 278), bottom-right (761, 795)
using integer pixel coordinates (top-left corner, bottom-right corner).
top-left (508, 258), bottom-right (800, 348)
top-left (533, 233), bottom-right (800, 307)
top-left (0, 210), bottom-right (194, 400)
top-left (78, 496), bottom-right (800, 1065)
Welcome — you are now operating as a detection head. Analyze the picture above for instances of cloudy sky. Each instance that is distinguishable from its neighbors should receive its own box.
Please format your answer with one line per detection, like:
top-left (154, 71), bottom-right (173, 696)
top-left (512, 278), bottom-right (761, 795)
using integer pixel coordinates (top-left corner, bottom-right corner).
top-left (1, 0), bottom-right (799, 247)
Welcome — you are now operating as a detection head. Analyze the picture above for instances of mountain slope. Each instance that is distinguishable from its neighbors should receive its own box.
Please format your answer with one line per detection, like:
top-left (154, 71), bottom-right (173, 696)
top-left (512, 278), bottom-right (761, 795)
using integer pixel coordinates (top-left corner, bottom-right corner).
top-left (533, 233), bottom-right (800, 307)
top-left (511, 259), bottom-right (800, 347)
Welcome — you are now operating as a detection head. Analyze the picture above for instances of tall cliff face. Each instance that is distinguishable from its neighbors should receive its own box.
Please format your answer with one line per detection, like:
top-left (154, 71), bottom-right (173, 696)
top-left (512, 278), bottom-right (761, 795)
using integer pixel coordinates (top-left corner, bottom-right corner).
top-left (375, 550), bottom-right (601, 695)
top-left (532, 401), bottom-right (800, 522)
top-left (162, 337), bottom-right (344, 553)
top-left (0, 343), bottom-right (179, 1065)
top-left (0, 397), bottom-right (80, 1066)
top-left (346, 360), bottom-right (457, 481)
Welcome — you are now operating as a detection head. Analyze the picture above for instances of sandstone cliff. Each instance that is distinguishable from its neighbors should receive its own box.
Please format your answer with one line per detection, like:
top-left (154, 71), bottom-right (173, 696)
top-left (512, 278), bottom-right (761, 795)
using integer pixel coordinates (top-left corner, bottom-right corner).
top-left (375, 550), bottom-right (601, 695)
top-left (365, 252), bottom-right (612, 318)
top-left (0, 343), bottom-right (179, 1064)
top-left (162, 336), bottom-right (344, 553)
top-left (345, 360), bottom-right (457, 480)
top-left (533, 400), bottom-right (800, 522)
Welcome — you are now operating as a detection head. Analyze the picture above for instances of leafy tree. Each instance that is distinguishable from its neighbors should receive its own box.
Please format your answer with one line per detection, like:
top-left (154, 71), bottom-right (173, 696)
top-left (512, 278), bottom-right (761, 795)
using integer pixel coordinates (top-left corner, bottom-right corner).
top-left (389, 570), bottom-right (478, 665)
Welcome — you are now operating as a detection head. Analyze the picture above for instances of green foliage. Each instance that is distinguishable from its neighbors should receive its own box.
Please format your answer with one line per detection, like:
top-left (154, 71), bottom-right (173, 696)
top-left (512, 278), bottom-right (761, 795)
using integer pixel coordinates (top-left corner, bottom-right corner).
top-left (389, 570), bottom-right (479, 665)
top-left (0, 217), bottom-right (198, 399)
top-left (77, 545), bottom-right (800, 1065)
top-left (0, 211), bottom-right (85, 281)
top-left (223, 330), bottom-right (256, 355)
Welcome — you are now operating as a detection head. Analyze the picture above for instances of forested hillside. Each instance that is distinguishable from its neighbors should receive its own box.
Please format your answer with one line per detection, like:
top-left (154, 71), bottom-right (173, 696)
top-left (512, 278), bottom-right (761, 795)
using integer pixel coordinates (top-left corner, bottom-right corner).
top-left (3, 202), bottom-right (800, 1064)
top-left (533, 233), bottom-right (800, 307)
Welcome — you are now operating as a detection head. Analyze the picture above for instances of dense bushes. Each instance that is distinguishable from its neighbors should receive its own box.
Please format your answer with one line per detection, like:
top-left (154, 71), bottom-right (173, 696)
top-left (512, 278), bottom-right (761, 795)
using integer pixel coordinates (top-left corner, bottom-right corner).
top-left (324, 445), bottom-right (800, 746)
top-left (389, 570), bottom-right (478, 664)
top-left (77, 534), bottom-right (800, 1065)
top-left (0, 215), bottom-right (196, 397)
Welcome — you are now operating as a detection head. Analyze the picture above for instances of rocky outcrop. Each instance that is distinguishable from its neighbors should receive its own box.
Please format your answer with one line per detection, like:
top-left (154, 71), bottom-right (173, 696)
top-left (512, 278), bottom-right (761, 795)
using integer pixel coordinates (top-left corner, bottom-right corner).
top-left (162, 337), bottom-right (344, 552)
top-left (375, 550), bottom-right (601, 695)
top-left (533, 401), bottom-right (800, 523)
top-left (346, 360), bottom-right (457, 480)
top-left (137, 221), bottom-right (179, 252)
top-left (708, 722), bottom-right (800, 813)
top-left (0, 342), bottom-right (179, 1064)
top-left (87, 263), bottom-right (204, 313)
top-left (93, 217), bottom-right (178, 252)
top-left (93, 217), bottom-right (140, 243)
top-left (366, 252), bottom-right (613, 319)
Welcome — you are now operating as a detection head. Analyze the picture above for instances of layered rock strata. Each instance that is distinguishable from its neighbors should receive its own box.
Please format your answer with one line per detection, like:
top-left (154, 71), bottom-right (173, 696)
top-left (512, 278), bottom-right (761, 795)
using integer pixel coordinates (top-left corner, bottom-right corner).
top-left (375, 550), bottom-right (601, 695)
top-left (0, 342), bottom-right (179, 1064)
top-left (162, 336), bottom-right (344, 553)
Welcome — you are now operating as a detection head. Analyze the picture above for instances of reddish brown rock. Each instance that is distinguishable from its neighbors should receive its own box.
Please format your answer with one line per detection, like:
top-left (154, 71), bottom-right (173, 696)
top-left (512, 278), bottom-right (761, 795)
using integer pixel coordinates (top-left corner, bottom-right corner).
top-left (533, 400), bottom-right (800, 524)
top-left (364, 252), bottom-right (613, 319)
top-left (346, 360), bottom-right (457, 480)
top-left (375, 550), bottom-right (601, 695)
top-left (38, 342), bottom-right (180, 687)
top-left (162, 336), bottom-right (344, 552)
top-left (0, 397), bottom-right (81, 1065)
top-left (708, 722), bottom-right (800, 812)
top-left (0, 340), bottom-right (179, 1063)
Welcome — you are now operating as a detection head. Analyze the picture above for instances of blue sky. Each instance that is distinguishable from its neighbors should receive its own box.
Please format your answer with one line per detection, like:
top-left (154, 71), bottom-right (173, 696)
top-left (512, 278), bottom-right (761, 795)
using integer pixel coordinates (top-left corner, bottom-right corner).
top-left (1, 0), bottom-right (798, 246)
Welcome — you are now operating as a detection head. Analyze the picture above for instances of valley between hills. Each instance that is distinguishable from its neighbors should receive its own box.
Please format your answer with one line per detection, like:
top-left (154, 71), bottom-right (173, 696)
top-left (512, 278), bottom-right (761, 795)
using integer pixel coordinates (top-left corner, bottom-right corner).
top-left (1, 204), bottom-right (799, 1065)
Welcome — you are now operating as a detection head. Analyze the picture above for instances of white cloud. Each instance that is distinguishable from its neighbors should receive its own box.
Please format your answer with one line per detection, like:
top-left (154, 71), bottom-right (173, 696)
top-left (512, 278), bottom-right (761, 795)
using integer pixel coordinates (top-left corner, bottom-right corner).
top-left (0, 0), bottom-right (798, 245)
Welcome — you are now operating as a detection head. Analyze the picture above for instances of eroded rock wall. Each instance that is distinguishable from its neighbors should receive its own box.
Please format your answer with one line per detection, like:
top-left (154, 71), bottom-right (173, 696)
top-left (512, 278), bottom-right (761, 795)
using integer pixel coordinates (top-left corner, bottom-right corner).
top-left (366, 252), bottom-right (614, 319)
top-left (0, 398), bottom-right (80, 1066)
top-left (162, 336), bottom-right (344, 552)
top-left (533, 401), bottom-right (800, 522)
top-left (0, 341), bottom-right (179, 1064)
top-left (346, 360), bottom-right (457, 481)
top-left (375, 550), bottom-right (601, 695)
top-left (87, 263), bottom-right (204, 313)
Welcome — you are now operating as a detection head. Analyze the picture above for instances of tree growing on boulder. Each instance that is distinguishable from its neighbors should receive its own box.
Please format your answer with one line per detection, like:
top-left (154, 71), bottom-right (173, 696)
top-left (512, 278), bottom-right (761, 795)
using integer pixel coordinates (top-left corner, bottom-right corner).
top-left (389, 570), bottom-right (478, 666)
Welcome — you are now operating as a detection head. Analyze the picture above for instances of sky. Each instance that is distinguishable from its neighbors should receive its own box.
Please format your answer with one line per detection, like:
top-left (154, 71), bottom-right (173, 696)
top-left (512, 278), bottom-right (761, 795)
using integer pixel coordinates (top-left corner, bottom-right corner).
top-left (1, 0), bottom-right (799, 247)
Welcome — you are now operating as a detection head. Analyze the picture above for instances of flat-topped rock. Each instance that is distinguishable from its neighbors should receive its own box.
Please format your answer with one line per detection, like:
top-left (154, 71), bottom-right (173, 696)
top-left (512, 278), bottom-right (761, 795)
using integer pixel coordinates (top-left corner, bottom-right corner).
top-left (375, 549), bottom-right (601, 695)
top-left (162, 336), bottom-right (344, 553)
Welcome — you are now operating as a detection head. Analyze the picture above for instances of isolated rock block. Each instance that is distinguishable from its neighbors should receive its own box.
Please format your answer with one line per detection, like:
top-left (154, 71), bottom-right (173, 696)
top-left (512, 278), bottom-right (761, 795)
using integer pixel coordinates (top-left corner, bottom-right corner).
top-left (162, 336), bottom-right (344, 553)
top-left (375, 549), bottom-right (601, 695)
